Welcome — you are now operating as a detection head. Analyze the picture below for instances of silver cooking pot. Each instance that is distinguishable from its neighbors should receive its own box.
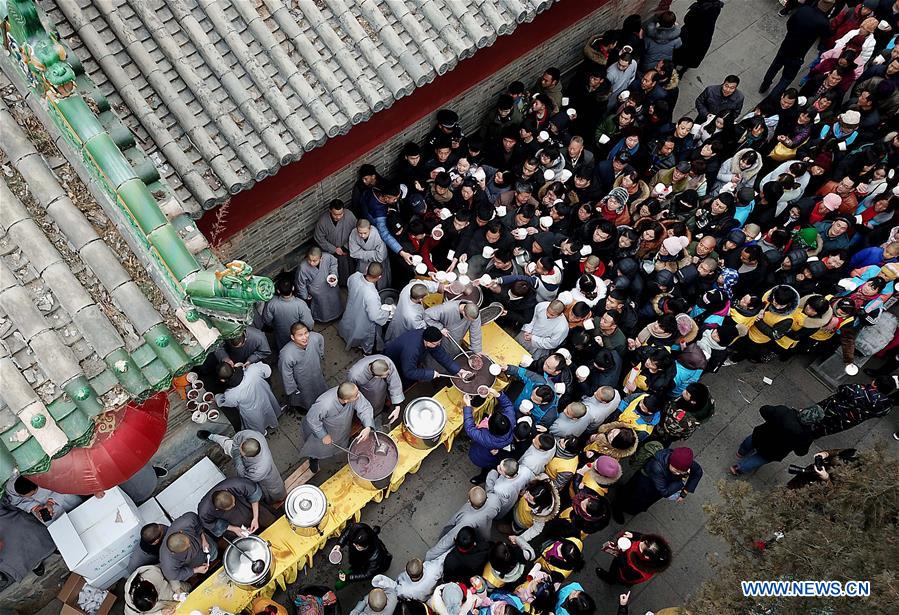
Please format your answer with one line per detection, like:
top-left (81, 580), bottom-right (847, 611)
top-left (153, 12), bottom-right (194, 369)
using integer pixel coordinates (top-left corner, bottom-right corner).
top-left (402, 397), bottom-right (447, 449)
top-left (348, 431), bottom-right (398, 491)
top-left (285, 484), bottom-right (332, 537)
top-left (223, 535), bottom-right (273, 588)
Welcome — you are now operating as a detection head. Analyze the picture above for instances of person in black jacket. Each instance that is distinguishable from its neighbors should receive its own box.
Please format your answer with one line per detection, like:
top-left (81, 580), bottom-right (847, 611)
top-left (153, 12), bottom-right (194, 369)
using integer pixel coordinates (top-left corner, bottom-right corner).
top-left (333, 523), bottom-right (392, 589)
top-left (615, 447), bottom-right (704, 515)
top-left (673, 0), bottom-right (724, 73)
top-left (441, 526), bottom-right (490, 583)
top-left (760, 0), bottom-right (834, 97)
top-left (729, 405), bottom-right (814, 475)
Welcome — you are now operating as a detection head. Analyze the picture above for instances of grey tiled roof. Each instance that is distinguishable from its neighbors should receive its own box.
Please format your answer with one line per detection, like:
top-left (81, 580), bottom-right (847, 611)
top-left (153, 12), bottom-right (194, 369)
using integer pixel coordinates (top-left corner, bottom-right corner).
top-left (43, 0), bottom-right (558, 215)
top-left (0, 83), bottom-right (209, 477)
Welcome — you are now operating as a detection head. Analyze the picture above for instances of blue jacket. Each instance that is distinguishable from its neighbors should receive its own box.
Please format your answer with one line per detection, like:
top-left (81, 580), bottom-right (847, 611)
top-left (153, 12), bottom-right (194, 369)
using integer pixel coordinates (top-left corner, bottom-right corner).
top-left (671, 362), bottom-right (703, 397)
top-left (464, 393), bottom-right (515, 468)
top-left (510, 366), bottom-right (558, 426)
top-left (360, 189), bottom-right (404, 255)
top-left (644, 448), bottom-right (703, 497)
top-left (848, 245), bottom-right (895, 270)
top-left (384, 328), bottom-right (460, 384)
top-left (555, 583), bottom-right (586, 615)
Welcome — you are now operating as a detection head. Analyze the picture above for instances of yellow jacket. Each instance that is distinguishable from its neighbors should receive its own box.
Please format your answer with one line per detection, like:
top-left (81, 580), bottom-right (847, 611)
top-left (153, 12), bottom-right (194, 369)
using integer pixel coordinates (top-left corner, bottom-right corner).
top-left (747, 287), bottom-right (800, 348)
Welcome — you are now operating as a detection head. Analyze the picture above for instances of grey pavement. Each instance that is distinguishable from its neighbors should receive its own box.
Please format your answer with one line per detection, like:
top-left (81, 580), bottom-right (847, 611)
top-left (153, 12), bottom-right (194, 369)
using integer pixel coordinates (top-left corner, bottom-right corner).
top-left (24, 2), bottom-right (899, 614)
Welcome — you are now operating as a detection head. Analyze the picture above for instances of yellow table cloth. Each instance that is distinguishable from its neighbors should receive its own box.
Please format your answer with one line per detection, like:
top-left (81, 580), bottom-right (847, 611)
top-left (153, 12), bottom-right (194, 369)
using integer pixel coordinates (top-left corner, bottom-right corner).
top-left (176, 322), bottom-right (524, 614)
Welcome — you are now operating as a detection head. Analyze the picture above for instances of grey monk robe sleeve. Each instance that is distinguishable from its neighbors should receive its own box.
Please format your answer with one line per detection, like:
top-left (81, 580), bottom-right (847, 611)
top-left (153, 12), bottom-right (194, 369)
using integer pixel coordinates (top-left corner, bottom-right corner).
top-left (354, 395), bottom-right (375, 430)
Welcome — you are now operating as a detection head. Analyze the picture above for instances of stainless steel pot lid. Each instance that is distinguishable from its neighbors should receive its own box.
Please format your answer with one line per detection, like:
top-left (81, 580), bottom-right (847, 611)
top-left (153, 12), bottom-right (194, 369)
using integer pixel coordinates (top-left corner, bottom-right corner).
top-left (223, 536), bottom-right (271, 584)
top-left (404, 397), bottom-right (447, 439)
top-left (285, 485), bottom-right (328, 527)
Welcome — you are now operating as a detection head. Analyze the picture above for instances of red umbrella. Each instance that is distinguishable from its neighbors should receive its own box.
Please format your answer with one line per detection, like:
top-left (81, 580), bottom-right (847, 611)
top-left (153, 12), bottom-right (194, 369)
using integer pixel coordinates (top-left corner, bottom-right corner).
top-left (31, 392), bottom-right (169, 495)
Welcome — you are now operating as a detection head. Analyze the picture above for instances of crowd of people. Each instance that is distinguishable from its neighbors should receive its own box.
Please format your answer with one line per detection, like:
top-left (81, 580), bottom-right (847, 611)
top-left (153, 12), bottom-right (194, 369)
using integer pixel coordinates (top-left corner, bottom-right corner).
top-left (2, 1), bottom-right (898, 614)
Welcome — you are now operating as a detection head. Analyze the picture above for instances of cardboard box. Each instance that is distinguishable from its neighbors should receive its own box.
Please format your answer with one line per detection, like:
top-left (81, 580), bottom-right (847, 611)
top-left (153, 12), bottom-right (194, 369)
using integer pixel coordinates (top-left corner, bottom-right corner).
top-left (155, 456), bottom-right (225, 520)
top-left (83, 553), bottom-right (131, 590)
top-left (137, 497), bottom-right (169, 526)
top-left (58, 573), bottom-right (116, 615)
top-left (48, 487), bottom-right (141, 579)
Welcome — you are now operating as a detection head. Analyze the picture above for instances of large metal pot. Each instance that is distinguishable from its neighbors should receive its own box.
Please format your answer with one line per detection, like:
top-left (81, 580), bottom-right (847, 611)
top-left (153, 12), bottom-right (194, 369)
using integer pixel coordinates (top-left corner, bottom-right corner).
top-left (451, 352), bottom-right (497, 395)
top-left (348, 431), bottom-right (398, 491)
top-left (403, 397), bottom-right (447, 449)
top-left (223, 535), bottom-right (273, 589)
top-left (285, 484), bottom-right (331, 537)
top-left (444, 282), bottom-right (483, 307)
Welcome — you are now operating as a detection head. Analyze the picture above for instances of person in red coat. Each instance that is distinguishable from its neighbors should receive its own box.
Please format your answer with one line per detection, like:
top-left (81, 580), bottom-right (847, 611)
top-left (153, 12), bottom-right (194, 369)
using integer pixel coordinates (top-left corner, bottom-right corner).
top-left (595, 531), bottom-right (672, 585)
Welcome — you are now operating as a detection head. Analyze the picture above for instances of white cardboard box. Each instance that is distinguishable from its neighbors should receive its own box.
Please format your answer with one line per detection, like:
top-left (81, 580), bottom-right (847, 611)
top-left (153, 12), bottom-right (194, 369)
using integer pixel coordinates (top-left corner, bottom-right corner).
top-left (155, 456), bottom-right (225, 520)
top-left (47, 487), bottom-right (141, 579)
top-left (83, 552), bottom-right (132, 590)
top-left (137, 497), bottom-right (169, 526)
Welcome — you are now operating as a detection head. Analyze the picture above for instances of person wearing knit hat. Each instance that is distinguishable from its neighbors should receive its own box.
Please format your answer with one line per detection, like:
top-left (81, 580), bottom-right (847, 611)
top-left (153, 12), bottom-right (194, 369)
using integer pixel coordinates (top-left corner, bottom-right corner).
top-left (615, 446), bottom-right (703, 515)
top-left (569, 454), bottom-right (622, 500)
top-left (661, 236), bottom-right (690, 258)
top-left (383, 326), bottom-right (469, 387)
top-left (675, 314), bottom-right (699, 344)
top-left (596, 185), bottom-right (634, 226)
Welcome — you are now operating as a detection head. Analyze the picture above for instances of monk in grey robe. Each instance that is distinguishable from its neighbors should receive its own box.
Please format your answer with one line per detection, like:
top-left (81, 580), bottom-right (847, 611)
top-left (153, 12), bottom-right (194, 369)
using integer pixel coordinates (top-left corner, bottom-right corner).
top-left (339, 265), bottom-right (390, 353)
top-left (299, 383), bottom-right (375, 466)
top-left (295, 246), bottom-right (342, 322)
top-left (197, 477), bottom-right (274, 538)
top-left (207, 430), bottom-right (286, 504)
top-left (159, 512), bottom-right (217, 582)
top-left (486, 458), bottom-right (535, 516)
top-left (385, 279), bottom-right (439, 342)
top-left (349, 219), bottom-right (391, 290)
top-left (347, 355), bottom-right (404, 421)
top-left (262, 279), bottom-right (314, 353)
top-left (349, 584), bottom-right (398, 615)
top-left (424, 300), bottom-right (483, 359)
top-left (375, 558), bottom-right (445, 602)
top-left (425, 487), bottom-right (501, 560)
top-left (0, 504), bottom-right (56, 588)
top-left (516, 300), bottom-right (569, 361)
top-left (278, 322), bottom-right (328, 411)
top-left (314, 199), bottom-right (357, 285)
top-left (214, 326), bottom-right (271, 365)
top-left (214, 362), bottom-right (281, 434)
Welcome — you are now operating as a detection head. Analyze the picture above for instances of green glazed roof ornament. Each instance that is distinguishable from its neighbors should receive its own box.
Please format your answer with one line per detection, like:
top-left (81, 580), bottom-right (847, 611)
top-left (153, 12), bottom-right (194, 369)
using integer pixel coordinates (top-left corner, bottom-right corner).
top-left (30, 414), bottom-right (46, 429)
top-left (3, 0), bottom-right (76, 98)
top-left (184, 260), bottom-right (274, 317)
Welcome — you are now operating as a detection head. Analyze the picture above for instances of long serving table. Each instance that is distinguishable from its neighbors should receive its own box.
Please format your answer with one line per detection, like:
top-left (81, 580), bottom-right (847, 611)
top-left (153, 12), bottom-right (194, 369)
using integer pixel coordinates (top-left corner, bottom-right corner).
top-left (176, 322), bottom-right (525, 614)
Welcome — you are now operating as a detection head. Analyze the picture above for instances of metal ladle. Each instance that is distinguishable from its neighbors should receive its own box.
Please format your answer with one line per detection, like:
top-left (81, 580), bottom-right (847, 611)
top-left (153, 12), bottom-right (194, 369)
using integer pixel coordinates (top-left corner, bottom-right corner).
top-left (222, 534), bottom-right (266, 575)
top-left (372, 431), bottom-right (389, 456)
top-left (443, 330), bottom-right (472, 359)
top-left (331, 442), bottom-right (371, 465)
top-left (434, 372), bottom-right (475, 382)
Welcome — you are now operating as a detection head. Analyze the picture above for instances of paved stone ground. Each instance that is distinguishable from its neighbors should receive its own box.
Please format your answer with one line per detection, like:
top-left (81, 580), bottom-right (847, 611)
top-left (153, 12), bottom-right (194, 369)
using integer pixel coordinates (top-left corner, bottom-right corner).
top-left (23, 1), bottom-right (899, 614)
